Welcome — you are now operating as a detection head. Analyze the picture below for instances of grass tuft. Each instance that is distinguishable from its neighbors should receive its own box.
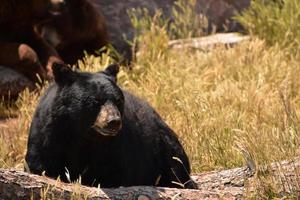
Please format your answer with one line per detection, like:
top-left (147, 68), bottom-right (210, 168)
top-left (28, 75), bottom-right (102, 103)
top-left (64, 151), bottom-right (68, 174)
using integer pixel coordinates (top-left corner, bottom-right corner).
top-left (236, 0), bottom-right (300, 56)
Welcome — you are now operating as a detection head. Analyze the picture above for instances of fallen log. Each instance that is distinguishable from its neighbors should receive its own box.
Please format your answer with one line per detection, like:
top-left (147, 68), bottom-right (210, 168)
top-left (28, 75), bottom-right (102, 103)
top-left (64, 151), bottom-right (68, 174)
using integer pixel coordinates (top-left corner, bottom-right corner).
top-left (192, 156), bottom-right (300, 198)
top-left (0, 157), bottom-right (299, 200)
top-left (168, 33), bottom-right (250, 51)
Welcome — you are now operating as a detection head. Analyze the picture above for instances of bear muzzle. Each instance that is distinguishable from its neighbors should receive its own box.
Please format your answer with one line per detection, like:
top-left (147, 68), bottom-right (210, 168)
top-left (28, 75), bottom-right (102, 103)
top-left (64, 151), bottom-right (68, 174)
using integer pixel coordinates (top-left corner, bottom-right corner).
top-left (49, 0), bottom-right (67, 16)
top-left (93, 101), bottom-right (122, 136)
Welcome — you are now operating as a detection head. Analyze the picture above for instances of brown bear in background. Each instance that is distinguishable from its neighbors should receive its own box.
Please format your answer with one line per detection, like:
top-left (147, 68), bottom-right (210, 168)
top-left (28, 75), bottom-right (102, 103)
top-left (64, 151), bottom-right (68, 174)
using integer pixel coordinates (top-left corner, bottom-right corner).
top-left (0, 0), bottom-right (66, 82)
top-left (38, 0), bottom-right (108, 65)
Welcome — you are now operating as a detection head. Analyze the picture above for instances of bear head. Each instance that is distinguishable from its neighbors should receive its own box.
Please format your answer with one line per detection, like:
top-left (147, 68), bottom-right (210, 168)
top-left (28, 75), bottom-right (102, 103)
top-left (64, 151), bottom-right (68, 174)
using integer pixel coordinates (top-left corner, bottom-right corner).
top-left (51, 62), bottom-right (124, 138)
top-left (0, 1), bottom-right (66, 22)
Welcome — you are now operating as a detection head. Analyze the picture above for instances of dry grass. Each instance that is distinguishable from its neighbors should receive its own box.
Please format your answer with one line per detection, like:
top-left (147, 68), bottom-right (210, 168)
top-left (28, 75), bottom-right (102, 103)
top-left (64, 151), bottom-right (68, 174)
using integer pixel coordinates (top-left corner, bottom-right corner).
top-left (236, 0), bottom-right (300, 56)
top-left (1, 38), bottom-right (299, 172)
top-left (128, 38), bottom-right (300, 172)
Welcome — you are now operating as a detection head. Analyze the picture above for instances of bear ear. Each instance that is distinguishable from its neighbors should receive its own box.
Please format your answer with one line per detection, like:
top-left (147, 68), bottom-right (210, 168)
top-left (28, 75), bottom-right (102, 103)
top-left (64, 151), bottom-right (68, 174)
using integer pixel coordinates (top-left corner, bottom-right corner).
top-left (102, 64), bottom-right (119, 81)
top-left (52, 62), bottom-right (75, 85)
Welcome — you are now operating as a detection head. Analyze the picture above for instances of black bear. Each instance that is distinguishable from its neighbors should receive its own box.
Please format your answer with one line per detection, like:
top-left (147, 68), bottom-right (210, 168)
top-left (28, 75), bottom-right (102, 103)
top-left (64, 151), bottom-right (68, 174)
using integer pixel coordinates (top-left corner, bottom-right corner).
top-left (25, 63), bottom-right (196, 189)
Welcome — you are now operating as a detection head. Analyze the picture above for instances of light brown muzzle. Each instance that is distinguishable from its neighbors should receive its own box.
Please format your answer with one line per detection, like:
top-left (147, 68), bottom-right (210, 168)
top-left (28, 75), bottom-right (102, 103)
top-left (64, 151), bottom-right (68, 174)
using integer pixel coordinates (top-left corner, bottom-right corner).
top-left (93, 101), bottom-right (122, 136)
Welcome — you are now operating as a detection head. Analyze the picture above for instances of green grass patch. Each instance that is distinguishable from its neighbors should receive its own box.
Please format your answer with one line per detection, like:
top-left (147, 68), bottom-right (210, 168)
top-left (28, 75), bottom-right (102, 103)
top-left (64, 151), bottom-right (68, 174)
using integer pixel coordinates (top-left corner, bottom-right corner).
top-left (236, 0), bottom-right (300, 56)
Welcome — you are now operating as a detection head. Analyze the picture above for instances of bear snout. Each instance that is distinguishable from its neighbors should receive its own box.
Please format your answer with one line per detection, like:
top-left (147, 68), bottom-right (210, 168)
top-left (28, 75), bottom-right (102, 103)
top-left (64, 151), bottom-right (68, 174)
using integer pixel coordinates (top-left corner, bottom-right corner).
top-left (93, 101), bottom-right (122, 136)
top-left (106, 117), bottom-right (122, 132)
top-left (49, 0), bottom-right (67, 16)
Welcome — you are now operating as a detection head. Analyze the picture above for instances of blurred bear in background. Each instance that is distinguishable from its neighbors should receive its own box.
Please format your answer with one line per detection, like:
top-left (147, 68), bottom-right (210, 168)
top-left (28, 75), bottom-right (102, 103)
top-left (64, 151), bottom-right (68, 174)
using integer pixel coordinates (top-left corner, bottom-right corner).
top-left (0, 0), bottom-right (66, 82)
top-left (37, 0), bottom-right (109, 65)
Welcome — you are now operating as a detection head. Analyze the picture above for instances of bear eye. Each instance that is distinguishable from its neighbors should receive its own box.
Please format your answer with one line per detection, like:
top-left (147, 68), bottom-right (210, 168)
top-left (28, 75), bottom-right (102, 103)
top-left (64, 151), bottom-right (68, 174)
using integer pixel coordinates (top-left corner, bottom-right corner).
top-left (82, 96), bottom-right (98, 106)
top-left (114, 95), bottom-right (124, 109)
top-left (115, 93), bottom-right (124, 103)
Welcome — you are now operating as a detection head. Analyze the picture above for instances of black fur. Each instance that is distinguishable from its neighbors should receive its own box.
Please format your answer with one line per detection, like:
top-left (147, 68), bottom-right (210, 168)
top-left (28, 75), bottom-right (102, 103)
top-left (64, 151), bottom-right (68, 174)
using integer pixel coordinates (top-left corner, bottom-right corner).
top-left (25, 63), bottom-right (196, 189)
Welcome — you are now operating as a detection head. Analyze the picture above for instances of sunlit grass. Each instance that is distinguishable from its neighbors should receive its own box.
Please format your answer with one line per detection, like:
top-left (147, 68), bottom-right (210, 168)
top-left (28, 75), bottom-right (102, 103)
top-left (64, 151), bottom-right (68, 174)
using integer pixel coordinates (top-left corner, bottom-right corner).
top-left (123, 38), bottom-right (300, 172)
top-left (3, 38), bottom-right (299, 171)
top-left (236, 0), bottom-right (300, 56)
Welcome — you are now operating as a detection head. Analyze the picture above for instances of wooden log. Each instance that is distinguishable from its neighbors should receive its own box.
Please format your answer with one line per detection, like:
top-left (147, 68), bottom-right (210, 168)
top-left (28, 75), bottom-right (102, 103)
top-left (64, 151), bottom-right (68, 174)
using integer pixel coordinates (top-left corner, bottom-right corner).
top-left (192, 156), bottom-right (300, 198)
top-left (0, 169), bottom-right (237, 200)
top-left (168, 33), bottom-right (250, 51)
top-left (0, 157), bottom-right (299, 200)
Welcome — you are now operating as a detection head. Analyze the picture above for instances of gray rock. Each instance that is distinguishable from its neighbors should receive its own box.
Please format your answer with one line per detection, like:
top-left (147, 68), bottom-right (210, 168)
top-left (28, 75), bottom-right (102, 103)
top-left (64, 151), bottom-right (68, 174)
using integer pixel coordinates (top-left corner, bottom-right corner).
top-left (198, 0), bottom-right (251, 32)
top-left (96, 0), bottom-right (176, 60)
top-left (96, 0), bottom-right (250, 59)
top-left (0, 66), bottom-right (34, 98)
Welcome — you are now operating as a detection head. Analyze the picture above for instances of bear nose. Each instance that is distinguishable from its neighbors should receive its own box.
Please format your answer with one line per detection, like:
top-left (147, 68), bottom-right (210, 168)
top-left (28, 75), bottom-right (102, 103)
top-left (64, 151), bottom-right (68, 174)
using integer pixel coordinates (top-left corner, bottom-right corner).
top-left (50, 0), bottom-right (67, 13)
top-left (56, 1), bottom-right (67, 10)
top-left (106, 117), bottom-right (122, 132)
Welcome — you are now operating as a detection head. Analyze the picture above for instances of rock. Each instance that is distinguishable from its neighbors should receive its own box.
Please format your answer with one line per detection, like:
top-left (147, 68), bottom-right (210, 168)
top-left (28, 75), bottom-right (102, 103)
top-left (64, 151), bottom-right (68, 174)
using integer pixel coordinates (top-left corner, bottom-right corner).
top-left (198, 0), bottom-right (251, 32)
top-left (96, 0), bottom-right (250, 59)
top-left (95, 0), bottom-right (176, 60)
top-left (0, 66), bottom-right (34, 99)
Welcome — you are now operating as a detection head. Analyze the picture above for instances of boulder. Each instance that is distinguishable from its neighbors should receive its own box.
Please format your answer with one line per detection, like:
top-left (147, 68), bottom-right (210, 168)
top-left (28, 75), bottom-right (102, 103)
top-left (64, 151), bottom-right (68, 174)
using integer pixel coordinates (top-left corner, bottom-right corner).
top-left (0, 66), bottom-right (34, 99)
top-left (198, 0), bottom-right (251, 32)
top-left (96, 0), bottom-right (250, 58)
top-left (95, 0), bottom-right (175, 60)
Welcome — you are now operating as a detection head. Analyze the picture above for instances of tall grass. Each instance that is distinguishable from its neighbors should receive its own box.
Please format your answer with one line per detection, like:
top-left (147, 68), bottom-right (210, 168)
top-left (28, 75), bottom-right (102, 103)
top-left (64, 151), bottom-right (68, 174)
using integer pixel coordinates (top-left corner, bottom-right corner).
top-left (128, 0), bottom-right (207, 48)
top-left (236, 0), bottom-right (300, 55)
top-left (0, 88), bottom-right (41, 168)
top-left (169, 0), bottom-right (208, 39)
top-left (3, 38), bottom-right (299, 171)
top-left (128, 37), bottom-right (300, 171)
